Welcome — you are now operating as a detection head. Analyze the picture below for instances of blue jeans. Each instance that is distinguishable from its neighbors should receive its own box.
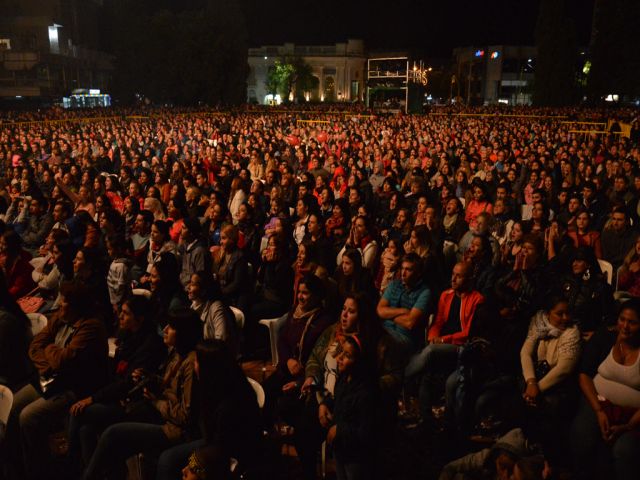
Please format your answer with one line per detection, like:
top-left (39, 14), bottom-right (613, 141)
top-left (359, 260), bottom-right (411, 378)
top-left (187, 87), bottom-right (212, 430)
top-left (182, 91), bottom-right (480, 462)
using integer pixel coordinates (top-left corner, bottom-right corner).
top-left (571, 398), bottom-right (640, 480)
top-left (335, 458), bottom-right (370, 480)
top-left (68, 402), bottom-right (124, 467)
top-left (382, 320), bottom-right (417, 357)
top-left (84, 422), bottom-right (173, 480)
top-left (155, 439), bottom-right (205, 480)
top-left (10, 383), bottom-right (77, 479)
top-left (404, 343), bottom-right (459, 420)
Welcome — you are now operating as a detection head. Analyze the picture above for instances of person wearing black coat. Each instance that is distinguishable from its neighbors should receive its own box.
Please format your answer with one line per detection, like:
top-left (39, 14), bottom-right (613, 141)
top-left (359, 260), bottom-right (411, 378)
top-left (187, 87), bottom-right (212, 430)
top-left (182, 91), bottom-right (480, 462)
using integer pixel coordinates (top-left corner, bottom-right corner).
top-left (322, 335), bottom-right (375, 480)
top-left (67, 295), bottom-right (166, 469)
top-left (557, 247), bottom-right (614, 331)
top-left (211, 224), bottom-right (252, 313)
top-left (0, 270), bottom-right (33, 392)
top-left (155, 340), bottom-right (262, 480)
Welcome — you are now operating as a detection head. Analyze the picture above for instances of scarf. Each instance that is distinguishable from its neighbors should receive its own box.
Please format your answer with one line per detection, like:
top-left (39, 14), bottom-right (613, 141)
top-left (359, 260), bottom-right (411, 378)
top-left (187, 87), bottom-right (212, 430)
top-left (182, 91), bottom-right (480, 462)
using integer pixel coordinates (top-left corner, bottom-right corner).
top-left (292, 305), bottom-right (321, 363)
top-left (530, 310), bottom-right (563, 340)
top-left (528, 309), bottom-right (581, 358)
top-left (443, 213), bottom-right (458, 231)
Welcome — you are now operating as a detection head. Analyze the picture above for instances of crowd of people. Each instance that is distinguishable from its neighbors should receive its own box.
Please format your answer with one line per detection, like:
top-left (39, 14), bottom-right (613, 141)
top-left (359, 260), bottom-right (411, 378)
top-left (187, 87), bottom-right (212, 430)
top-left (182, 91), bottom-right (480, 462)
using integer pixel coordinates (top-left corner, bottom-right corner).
top-left (0, 104), bottom-right (640, 480)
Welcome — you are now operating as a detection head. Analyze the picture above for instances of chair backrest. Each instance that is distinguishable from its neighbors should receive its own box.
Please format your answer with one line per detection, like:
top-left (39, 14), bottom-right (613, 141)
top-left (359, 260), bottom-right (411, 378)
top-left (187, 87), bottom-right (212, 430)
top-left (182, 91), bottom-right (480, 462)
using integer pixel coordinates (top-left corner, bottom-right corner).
top-left (27, 313), bottom-right (48, 336)
top-left (230, 306), bottom-right (245, 330)
top-left (598, 259), bottom-right (613, 285)
top-left (108, 337), bottom-right (118, 359)
top-left (246, 377), bottom-right (265, 409)
top-left (521, 204), bottom-right (533, 221)
top-left (0, 384), bottom-right (14, 426)
top-left (132, 288), bottom-right (152, 299)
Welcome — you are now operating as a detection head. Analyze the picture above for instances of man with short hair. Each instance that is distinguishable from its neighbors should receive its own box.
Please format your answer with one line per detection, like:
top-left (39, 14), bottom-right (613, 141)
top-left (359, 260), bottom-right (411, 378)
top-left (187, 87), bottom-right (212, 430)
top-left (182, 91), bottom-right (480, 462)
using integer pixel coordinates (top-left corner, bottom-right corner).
top-left (5, 195), bottom-right (53, 253)
top-left (131, 210), bottom-right (153, 279)
top-left (405, 262), bottom-right (484, 423)
top-left (601, 205), bottom-right (638, 271)
top-left (377, 253), bottom-right (432, 355)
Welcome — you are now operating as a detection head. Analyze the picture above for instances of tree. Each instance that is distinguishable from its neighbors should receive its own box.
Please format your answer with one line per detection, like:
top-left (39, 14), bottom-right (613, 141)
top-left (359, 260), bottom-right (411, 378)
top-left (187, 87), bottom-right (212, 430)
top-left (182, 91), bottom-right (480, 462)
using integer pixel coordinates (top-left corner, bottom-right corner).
top-left (107, 0), bottom-right (248, 105)
top-left (265, 58), bottom-right (317, 103)
top-left (293, 59), bottom-right (319, 102)
top-left (534, 0), bottom-right (578, 106)
top-left (588, 0), bottom-right (640, 102)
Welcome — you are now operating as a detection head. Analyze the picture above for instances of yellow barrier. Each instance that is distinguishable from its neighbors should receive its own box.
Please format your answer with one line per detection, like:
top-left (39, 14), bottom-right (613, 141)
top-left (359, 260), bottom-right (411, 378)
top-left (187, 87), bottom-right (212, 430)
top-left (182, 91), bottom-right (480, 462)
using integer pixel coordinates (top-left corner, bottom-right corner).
top-left (245, 110), bottom-right (375, 118)
top-left (561, 121), bottom-right (606, 125)
top-left (296, 119), bottom-right (332, 124)
top-left (0, 116), bottom-right (121, 128)
top-left (428, 112), bottom-right (568, 119)
top-left (0, 112), bottom-right (231, 128)
top-left (568, 130), bottom-right (624, 135)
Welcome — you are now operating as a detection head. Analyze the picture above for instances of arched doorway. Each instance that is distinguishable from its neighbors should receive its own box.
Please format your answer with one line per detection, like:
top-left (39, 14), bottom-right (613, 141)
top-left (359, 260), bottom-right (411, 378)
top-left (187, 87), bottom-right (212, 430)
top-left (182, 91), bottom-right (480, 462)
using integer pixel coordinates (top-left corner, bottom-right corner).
top-left (323, 76), bottom-right (335, 102)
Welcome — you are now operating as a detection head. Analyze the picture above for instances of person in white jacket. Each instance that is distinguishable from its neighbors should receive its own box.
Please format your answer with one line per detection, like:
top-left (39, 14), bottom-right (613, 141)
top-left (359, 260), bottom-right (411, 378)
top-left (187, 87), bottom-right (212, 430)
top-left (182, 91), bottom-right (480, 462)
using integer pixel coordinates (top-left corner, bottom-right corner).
top-left (336, 215), bottom-right (378, 270)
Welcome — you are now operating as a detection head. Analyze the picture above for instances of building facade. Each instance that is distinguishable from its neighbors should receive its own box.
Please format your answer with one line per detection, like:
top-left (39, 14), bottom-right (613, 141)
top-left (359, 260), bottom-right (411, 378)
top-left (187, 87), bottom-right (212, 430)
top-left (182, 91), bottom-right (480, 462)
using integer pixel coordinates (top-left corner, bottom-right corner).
top-left (453, 45), bottom-right (537, 105)
top-left (247, 39), bottom-right (366, 104)
top-left (0, 0), bottom-right (112, 98)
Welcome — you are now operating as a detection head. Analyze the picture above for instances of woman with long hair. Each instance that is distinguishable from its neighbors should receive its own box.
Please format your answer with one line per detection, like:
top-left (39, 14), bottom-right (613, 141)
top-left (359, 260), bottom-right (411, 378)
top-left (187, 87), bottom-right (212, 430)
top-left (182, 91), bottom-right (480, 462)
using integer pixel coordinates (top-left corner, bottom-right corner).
top-left (568, 209), bottom-right (603, 259)
top-left (150, 252), bottom-right (189, 323)
top-left (228, 177), bottom-right (247, 225)
top-left (465, 181), bottom-right (493, 231)
top-left (67, 295), bottom-right (166, 469)
top-left (251, 234), bottom-right (294, 322)
top-left (292, 293), bottom-right (402, 479)
top-left (155, 340), bottom-right (262, 480)
top-left (262, 274), bottom-right (334, 428)
top-left (188, 271), bottom-right (239, 355)
top-left (83, 308), bottom-right (202, 480)
top-left (336, 215), bottom-right (378, 271)
top-left (334, 248), bottom-right (376, 304)
top-left (376, 238), bottom-right (404, 296)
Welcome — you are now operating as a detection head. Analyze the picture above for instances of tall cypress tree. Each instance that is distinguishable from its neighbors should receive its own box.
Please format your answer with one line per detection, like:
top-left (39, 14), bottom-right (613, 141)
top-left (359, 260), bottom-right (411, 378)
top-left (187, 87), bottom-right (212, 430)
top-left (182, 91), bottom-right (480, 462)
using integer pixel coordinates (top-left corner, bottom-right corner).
top-left (534, 0), bottom-right (578, 106)
top-left (588, 0), bottom-right (640, 102)
top-left (107, 0), bottom-right (249, 105)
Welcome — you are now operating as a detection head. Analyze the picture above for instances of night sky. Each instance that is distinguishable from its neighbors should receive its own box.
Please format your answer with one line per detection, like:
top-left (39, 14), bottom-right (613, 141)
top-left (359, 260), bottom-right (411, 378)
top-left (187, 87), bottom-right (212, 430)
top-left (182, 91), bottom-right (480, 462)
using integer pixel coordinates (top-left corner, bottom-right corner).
top-left (244, 0), bottom-right (596, 57)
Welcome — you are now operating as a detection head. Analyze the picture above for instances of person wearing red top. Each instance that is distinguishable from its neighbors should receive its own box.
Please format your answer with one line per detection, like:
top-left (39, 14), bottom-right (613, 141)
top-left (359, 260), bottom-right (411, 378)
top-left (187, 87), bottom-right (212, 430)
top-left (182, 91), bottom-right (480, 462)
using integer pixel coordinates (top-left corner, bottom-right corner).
top-left (0, 229), bottom-right (35, 299)
top-left (567, 209), bottom-right (603, 259)
top-left (465, 183), bottom-right (493, 231)
top-left (405, 262), bottom-right (484, 423)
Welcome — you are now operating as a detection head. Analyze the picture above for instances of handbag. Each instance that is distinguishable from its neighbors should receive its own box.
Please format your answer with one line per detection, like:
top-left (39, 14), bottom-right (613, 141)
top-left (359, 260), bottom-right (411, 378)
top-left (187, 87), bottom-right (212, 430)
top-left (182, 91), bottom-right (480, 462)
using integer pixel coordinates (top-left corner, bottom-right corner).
top-left (18, 287), bottom-right (45, 314)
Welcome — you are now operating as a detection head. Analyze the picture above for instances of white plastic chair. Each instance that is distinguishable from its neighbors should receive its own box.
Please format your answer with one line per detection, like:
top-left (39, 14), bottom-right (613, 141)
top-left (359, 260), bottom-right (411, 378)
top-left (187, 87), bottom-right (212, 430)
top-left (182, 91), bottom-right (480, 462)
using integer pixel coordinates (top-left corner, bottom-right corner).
top-left (0, 385), bottom-right (13, 427)
top-left (598, 259), bottom-right (613, 285)
top-left (259, 312), bottom-right (289, 366)
top-left (230, 306), bottom-right (245, 330)
top-left (132, 288), bottom-right (152, 299)
top-left (521, 204), bottom-right (533, 221)
top-left (108, 337), bottom-right (117, 359)
top-left (27, 313), bottom-right (47, 336)
top-left (247, 377), bottom-right (265, 409)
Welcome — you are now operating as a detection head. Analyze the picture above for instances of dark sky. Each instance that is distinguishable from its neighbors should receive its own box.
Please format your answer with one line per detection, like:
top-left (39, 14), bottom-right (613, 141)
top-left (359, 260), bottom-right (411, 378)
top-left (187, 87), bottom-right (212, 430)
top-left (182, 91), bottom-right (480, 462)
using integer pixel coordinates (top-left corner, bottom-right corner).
top-left (243, 0), bottom-right (595, 57)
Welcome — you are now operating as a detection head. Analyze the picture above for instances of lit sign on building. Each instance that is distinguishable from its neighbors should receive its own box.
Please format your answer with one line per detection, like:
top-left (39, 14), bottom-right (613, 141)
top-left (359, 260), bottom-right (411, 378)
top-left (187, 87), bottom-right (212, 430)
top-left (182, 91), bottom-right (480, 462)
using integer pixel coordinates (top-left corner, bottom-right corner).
top-left (474, 50), bottom-right (485, 57)
top-left (491, 51), bottom-right (500, 59)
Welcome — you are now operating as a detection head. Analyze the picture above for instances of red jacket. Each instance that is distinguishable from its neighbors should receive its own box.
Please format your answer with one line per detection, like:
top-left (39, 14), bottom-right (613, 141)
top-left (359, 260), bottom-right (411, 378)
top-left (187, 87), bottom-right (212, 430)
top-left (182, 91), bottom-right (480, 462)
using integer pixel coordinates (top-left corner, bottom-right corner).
top-left (1, 250), bottom-right (35, 299)
top-left (428, 289), bottom-right (484, 345)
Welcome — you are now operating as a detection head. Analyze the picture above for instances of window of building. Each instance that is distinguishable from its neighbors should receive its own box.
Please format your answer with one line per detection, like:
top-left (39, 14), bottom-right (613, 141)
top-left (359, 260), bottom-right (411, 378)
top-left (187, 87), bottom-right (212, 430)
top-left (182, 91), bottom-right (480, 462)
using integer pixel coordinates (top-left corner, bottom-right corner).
top-left (351, 81), bottom-right (359, 100)
top-left (324, 76), bottom-right (335, 101)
